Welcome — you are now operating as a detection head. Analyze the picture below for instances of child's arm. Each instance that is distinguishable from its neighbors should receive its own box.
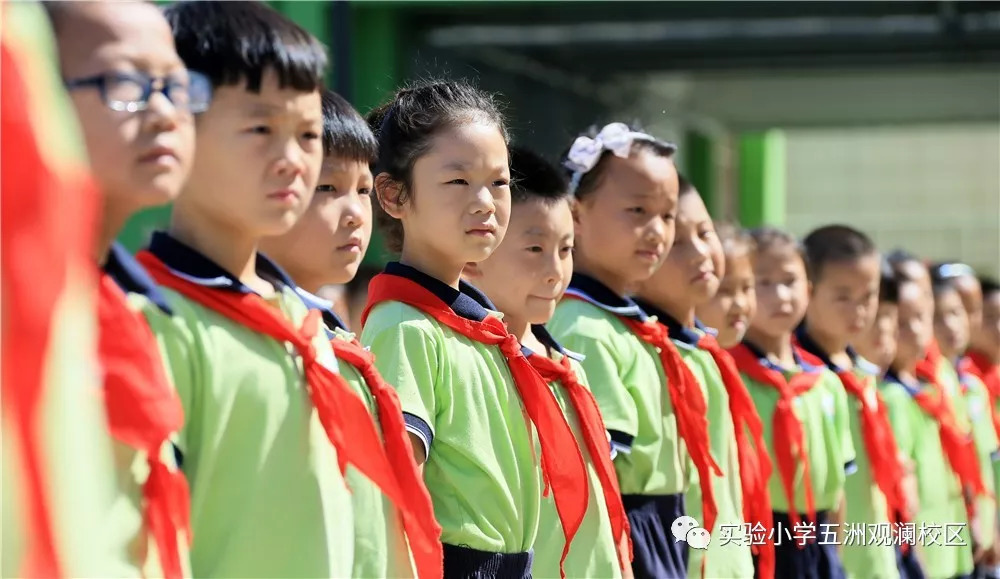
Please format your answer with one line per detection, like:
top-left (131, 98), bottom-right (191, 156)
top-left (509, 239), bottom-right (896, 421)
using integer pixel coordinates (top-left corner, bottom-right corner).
top-left (619, 535), bottom-right (634, 579)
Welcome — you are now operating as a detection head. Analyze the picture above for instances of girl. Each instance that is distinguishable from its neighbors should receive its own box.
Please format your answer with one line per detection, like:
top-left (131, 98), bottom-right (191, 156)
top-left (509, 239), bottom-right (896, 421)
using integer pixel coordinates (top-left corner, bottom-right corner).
top-left (696, 223), bottom-right (757, 350)
top-left (728, 227), bottom-right (855, 579)
top-left (633, 175), bottom-right (772, 579)
top-left (359, 80), bottom-right (589, 579)
top-left (546, 122), bottom-right (717, 579)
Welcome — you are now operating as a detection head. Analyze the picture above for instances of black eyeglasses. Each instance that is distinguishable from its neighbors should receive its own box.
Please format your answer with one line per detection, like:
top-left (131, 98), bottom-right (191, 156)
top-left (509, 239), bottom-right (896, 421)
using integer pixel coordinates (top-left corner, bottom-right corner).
top-left (64, 70), bottom-right (212, 114)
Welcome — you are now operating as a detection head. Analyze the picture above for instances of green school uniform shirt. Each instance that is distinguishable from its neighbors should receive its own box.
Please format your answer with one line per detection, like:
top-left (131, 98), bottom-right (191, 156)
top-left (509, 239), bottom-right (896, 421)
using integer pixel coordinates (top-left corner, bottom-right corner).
top-left (140, 234), bottom-right (355, 578)
top-left (633, 304), bottom-right (754, 579)
top-left (298, 288), bottom-right (416, 579)
top-left (739, 343), bottom-right (856, 514)
top-left (796, 331), bottom-right (899, 579)
top-left (960, 370), bottom-right (1000, 552)
top-left (880, 372), bottom-right (974, 579)
top-left (939, 358), bottom-right (974, 433)
top-left (528, 326), bottom-right (622, 579)
top-left (548, 277), bottom-right (691, 496)
top-left (359, 264), bottom-right (542, 554)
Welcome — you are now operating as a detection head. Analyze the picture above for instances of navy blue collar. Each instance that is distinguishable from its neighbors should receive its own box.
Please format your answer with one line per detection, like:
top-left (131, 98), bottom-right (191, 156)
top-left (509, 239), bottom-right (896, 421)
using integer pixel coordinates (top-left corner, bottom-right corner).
top-left (147, 231), bottom-right (297, 295)
top-left (742, 338), bottom-right (824, 374)
top-left (103, 242), bottom-right (173, 315)
top-left (564, 272), bottom-right (648, 320)
top-left (883, 368), bottom-right (922, 397)
top-left (795, 325), bottom-right (844, 372)
top-left (383, 262), bottom-right (488, 322)
top-left (632, 299), bottom-right (701, 345)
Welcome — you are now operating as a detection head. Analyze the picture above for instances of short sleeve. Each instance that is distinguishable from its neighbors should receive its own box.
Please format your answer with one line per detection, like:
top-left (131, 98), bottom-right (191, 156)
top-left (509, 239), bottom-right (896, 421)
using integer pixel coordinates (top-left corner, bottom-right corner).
top-left (361, 316), bottom-right (440, 459)
top-left (559, 334), bottom-right (638, 456)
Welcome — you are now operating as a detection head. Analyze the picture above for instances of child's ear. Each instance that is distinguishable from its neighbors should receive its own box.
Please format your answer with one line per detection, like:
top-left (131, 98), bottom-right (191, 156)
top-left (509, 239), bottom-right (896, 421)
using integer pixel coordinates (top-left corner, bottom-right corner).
top-left (375, 173), bottom-right (404, 219)
top-left (570, 197), bottom-right (583, 228)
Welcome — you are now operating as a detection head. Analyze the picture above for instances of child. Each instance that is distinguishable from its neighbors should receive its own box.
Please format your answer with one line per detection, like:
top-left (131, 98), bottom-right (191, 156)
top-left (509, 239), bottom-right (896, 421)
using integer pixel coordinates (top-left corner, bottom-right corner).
top-left (963, 277), bottom-right (1000, 456)
top-left (632, 175), bottom-right (771, 578)
top-left (880, 269), bottom-right (981, 579)
top-left (48, 1), bottom-right (204, 576)
top-left (796, 225), bottom-right (915, 579)
top-left (932, 270), bottom-right (1000, 574)
top-left (546, 122), bottom-right (716, 579)
top-left (2, 4), bottom-right (120, 575)
top-left (854, 263), bottom-right (902, 374)
top-left (259, 89), bottom-right (438, 579)
top-left (462, 146), bottom-right (632, 579)
top-left (935, 263), bottom-right (985, 340)
top-left (696, 223), bottom-right (757, 349)
top-left (727, 227), bottom-right (855, 579)
top-left (136, 3), bottom-right (410, 576)
top-left (359, 81), bottom-right (589, 579)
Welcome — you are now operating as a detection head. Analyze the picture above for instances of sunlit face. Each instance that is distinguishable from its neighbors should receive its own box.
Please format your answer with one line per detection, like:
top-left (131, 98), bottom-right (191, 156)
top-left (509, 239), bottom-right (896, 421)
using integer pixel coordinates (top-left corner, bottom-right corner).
top-left (381, 122), bottom-right (510, 275)
top-left (59, 2), bottom-right (195, 210)
top-left (807, 255), bottom-right (881, 342)
top-left (954, 275), bottom-right (984, 338)
top-left (176, 69), bottom-right (323, 239)
top-left (697, 251), bottom-right (755, 348)
top-left (896, 281), bottom-right (933, 367)
top-left (750, 246), bottom-right (809, 339)
top-left (467, 198), bottom-right (574, 326)
top-left (573, 151), bottom-right (678, 293)
top-left (260, 156), bottom-right (373, 291)
top-left (974, 291), bottom-right (1000, 357)
top-left (934, 287), bottom-right (970, 359)
top-left (856, 301), bottom-right (898, 370)
top-left (638, 192), bottom-right (719, 311)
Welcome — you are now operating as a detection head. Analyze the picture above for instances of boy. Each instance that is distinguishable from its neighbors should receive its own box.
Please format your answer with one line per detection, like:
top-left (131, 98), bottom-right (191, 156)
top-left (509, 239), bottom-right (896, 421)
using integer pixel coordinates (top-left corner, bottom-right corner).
top-left (880, 273), bottom-right (980, 579)
top-left (796, 225), bottom-right (914, 579)
top-left (47, 1), bottom-right (204, 576)
top-left (137, 3), bottom-right (408, 576)
top-left (727, 227), bottom-right (856, 579)
top-left (462, 146), bottom-right (631, 578)
top-left (633, 176), bottom-right (766, 578)
top-left (696, 223), bottom-right (756, 349)
top-left (259, 89), bottom-right (438, 579)
top-left (854, 263), bottom-right (901, 374)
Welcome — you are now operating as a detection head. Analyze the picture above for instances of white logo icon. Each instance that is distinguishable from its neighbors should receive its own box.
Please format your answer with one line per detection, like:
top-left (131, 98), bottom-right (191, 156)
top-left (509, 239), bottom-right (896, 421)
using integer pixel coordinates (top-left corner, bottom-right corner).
top-left (686, 527), bottom-right (711, 549)
top-left (671, 515), bottom-right (699, 543)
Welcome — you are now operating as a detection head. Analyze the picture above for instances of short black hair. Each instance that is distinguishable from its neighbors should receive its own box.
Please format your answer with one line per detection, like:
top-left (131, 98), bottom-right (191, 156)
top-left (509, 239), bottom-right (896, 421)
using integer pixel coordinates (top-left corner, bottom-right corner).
top-left (321, 90), bottom-right (376, 164)
top-left (368, 79), bottom-right (507, 254)
top-left (980, 276), bottom-right (1000, 298)
top-left (164, 1), bottom-right (327, 93)
top-left (561, 123), bottom-right (676, 200)
top-left (749, 226), bottom-right (803, 258)
top-left (879, 259), bottom-right (900, 304)
top-left (801, 224), bottom-right (877, 282)
top-left (886, 248), bottom-right (929, 283)
top-left (509, 146), bottom-right (568, 204)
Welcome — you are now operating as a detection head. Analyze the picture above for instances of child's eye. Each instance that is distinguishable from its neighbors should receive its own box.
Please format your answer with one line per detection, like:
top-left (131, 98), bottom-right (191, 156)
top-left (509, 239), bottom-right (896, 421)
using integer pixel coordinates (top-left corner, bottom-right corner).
top-left (359, 188), bottom-right (372, 196)
top-left (446, 179), bottom-right (468, 185)
top-left (315, 185), bottom-right (336, 193)
top-left (249, 125), bottom-right (271, 135)
top-left (526, 246), bottom-right (543, 253)
top-left (662, 212), bottom-right (676, 221)
top-left (560, 245), bottom-right (574, 255)
top-left (302, 131), bottom-right (320, 141)
top-left (493, 179), bottom-right (510, 188)
top-left (628, 207), bottom-right (645, 215)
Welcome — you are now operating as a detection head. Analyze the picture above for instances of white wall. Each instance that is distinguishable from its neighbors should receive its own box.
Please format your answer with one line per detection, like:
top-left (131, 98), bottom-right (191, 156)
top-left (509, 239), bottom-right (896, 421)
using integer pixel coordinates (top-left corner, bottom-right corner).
top-left (784, 124), bottom-right (1000, 276)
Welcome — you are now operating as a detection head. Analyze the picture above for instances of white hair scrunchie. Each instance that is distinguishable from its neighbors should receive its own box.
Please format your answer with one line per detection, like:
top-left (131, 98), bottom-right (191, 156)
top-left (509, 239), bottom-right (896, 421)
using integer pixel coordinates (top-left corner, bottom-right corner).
top-left (563, 122), bottom-right (673, 195)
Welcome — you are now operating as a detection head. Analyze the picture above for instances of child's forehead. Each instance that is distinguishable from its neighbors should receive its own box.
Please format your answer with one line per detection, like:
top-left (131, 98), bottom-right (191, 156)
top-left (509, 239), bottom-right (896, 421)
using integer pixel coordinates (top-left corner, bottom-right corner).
top-left (58, 3), bottom-right (180, 74)
top-left (754, 246), bottom-right (804, 271)
top-left (213, 76), bottom-right (321, 118)
top-left (510, 199), bottom-right (573, 235)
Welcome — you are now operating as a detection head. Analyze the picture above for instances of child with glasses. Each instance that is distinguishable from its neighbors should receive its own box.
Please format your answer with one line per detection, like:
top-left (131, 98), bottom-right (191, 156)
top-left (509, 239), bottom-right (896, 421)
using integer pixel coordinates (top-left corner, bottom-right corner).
top-left (45, 1), bottom-right (207, 576)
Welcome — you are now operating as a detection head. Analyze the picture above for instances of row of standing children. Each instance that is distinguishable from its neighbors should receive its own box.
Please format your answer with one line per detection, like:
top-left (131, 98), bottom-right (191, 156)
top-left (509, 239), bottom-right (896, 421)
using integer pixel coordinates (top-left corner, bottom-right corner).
top-left (5, 1), bottom-right (1000, 578)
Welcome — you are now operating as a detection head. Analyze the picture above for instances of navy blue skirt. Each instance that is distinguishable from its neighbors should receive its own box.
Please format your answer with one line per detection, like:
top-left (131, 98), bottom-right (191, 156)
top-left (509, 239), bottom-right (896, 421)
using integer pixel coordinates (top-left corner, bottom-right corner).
top-left (895, 543), bottom-right (925, 579)
top-left (443, 543), bottom-right (532, 579)
top-left (622, 493), bottom-right (687, 579)
top-left (756, 510), bottom-right (845, 579)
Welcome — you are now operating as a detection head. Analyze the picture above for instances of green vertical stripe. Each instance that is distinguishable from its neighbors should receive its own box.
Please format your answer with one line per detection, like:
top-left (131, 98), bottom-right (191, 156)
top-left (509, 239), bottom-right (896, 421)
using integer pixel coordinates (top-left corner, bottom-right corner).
top-left (737, 130), bottom-right (786, 227)
top-left (684, 130), bottom-right (717, 218)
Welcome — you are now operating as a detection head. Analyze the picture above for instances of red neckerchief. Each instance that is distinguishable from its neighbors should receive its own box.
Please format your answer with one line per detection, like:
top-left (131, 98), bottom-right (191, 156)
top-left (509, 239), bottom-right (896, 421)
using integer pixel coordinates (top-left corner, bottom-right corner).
top-left (1, 35), bottom-right (101, 576)
top-left (905, 367), bottom-right (989, 498)
top-left (728, 343), bottom-right (820, 530)
top-left (696, 335), bottom-right (774, 579)
top-left (329, 336), bottom-right (443, 579)
top-left (136, 251), bottom-right (422, 560)
top-left (561, 294), bottom-right (722, 535)
top-left (961, 351), bottom-right (1000, 443)
top-left (793, 347), bottom-right (911, 526)
top-left (526, 350), bottom-right (632, 571)
top-left (97, 273), bottom-right (190, 578)
top-left (362, 273), bottom-right (588, 579)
